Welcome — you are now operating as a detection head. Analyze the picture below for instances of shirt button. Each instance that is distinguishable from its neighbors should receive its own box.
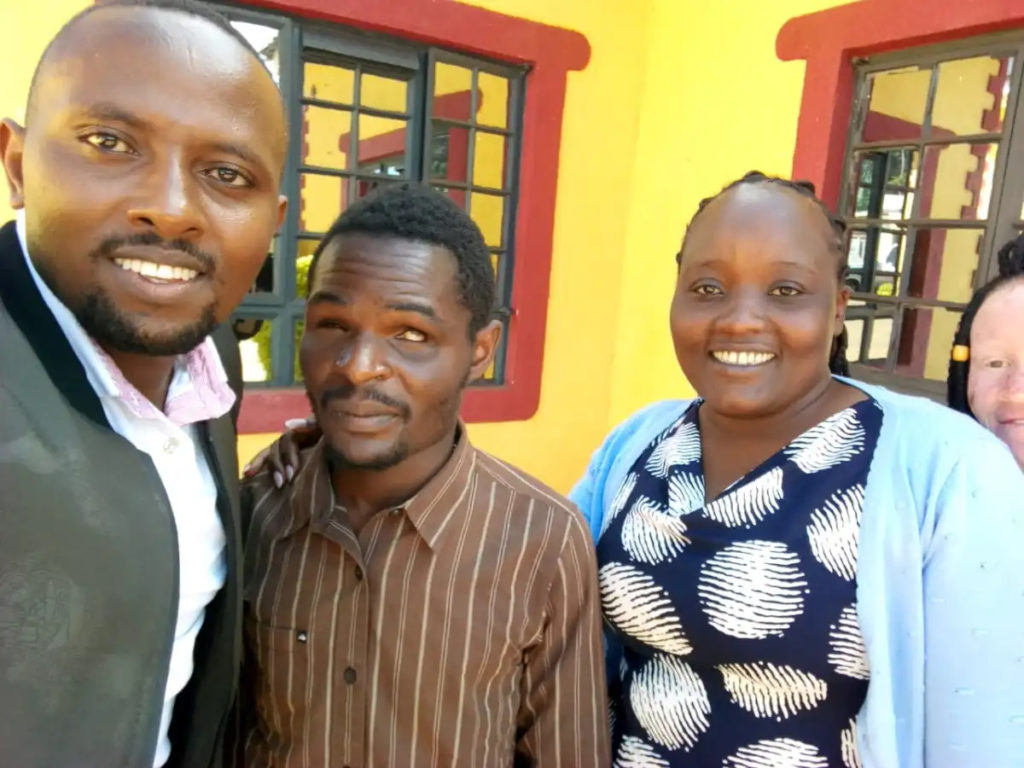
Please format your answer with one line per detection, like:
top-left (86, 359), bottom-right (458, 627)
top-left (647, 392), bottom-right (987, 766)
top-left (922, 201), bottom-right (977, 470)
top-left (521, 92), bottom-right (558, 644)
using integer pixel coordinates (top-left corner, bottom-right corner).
top-left (390, 508), bottom-right (402, 517)
top-left (354, 566), bottom-right (363, 581)
top-left (296, 630), bottom-right (308, 643)
top-left (344, 666), bottom-right (357, 684)
top-left (163, 437), bottom-right (180, 455)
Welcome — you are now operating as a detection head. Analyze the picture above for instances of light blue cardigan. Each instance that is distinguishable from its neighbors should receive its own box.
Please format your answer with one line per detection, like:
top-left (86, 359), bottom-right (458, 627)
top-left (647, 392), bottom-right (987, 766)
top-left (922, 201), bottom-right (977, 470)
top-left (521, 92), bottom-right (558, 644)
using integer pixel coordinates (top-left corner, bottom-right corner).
top-left (570, 379), bottom-right (1024, 768)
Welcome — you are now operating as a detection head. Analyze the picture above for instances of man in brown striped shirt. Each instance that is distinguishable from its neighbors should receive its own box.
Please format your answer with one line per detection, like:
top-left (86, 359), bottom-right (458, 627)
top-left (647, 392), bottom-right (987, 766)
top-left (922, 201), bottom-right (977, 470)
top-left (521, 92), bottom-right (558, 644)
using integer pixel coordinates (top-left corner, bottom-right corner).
top-left (238, 184), bottom-right (610, 768)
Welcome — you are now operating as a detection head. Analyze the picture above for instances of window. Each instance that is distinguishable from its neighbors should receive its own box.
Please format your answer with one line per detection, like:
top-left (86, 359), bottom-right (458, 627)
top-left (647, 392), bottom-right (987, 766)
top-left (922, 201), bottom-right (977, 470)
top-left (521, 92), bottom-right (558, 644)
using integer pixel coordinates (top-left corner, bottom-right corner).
top-left (838, 37), bottom-right (1024, 391)
top-left (217, 5), bottom-right (525, 389)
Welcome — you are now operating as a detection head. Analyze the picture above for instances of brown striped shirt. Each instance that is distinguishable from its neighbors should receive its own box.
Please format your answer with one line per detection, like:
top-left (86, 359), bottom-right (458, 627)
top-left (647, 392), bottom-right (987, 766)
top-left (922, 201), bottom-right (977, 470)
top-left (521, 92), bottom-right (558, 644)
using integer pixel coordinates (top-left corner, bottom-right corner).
top-left (238, 427), bottom-right (610, 768)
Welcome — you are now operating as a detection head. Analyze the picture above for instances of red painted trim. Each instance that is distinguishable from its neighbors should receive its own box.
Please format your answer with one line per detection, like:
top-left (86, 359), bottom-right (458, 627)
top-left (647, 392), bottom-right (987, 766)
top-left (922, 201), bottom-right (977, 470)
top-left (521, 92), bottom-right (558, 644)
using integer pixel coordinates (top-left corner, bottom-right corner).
top-left (776, 0), bottom-right (1024, 208)
top-left (234, 0), bottom-right (590, 433)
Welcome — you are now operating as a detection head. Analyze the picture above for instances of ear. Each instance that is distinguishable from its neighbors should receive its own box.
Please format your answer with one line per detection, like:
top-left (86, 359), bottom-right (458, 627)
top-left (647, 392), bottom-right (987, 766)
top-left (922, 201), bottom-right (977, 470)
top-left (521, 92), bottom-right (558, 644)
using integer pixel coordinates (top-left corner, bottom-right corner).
top-left (833, 281), bottom-right (851, 337)
top-left (467, 319), bottom-right (502, 384)
top-left (0, 119), bottom-right (27, 210)
top-left (276, 193), bottom-right (288, 229)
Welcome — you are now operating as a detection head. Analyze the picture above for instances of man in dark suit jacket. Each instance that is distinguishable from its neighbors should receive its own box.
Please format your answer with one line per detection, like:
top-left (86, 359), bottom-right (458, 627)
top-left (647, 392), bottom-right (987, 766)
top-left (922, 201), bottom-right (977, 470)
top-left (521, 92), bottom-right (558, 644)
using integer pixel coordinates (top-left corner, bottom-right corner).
top-left (0, 1), bottom-right (287, 766)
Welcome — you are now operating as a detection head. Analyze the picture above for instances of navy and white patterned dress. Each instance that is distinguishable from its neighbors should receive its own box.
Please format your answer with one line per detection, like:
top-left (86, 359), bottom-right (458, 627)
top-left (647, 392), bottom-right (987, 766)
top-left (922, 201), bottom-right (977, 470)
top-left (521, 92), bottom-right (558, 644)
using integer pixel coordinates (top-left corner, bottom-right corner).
top-left (597, 398), bottom-right (882, 767)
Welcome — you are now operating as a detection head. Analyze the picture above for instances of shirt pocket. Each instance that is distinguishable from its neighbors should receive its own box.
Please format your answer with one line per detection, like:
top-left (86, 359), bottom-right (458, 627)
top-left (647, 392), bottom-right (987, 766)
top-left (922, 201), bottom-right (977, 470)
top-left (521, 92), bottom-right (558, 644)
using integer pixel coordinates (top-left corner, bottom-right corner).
top-left (244, 614), bottom-right (311, 742)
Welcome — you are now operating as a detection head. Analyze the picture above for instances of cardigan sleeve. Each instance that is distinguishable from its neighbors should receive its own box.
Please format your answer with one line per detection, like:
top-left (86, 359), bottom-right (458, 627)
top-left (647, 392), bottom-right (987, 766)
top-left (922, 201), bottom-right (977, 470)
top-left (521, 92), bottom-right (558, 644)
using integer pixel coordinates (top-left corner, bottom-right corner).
top-left (921, 439), bottom-right (1024, 767)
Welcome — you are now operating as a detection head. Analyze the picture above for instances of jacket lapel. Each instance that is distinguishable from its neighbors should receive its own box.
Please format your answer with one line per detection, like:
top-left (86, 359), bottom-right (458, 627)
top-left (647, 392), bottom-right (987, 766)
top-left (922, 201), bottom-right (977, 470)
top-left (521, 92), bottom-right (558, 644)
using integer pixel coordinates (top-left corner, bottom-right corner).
top-left (0, 221), bottom-right (109, 429)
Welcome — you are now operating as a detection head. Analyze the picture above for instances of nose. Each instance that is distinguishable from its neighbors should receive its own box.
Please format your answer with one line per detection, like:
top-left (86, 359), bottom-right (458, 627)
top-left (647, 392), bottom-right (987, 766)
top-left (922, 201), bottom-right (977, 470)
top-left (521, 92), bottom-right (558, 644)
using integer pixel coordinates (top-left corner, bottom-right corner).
top-left (715, 290), bottom-right (768, 334)
top-left (334, 332), bottom-right (392, 385)
top-left (126, 154), bottom-right (204, 241)
top-left (1002, 362), bottom-right (1024, 400)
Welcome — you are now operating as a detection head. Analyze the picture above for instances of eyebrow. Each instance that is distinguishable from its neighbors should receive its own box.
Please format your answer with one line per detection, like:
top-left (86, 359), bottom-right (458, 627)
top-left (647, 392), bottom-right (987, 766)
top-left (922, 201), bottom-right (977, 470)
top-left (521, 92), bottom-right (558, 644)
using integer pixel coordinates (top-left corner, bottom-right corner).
top-left (308, 291), bottom-right (346, 306)
top-left (686, 258), bottom-right (821, 273)
top-left (387, 301), bottom-right (437, 320)
top-left (307, 293), bottom-right (439, 321)
top-left (207, 140), bottom-right (269, 172)
top-left (78, 102), bottom-right (148, 130)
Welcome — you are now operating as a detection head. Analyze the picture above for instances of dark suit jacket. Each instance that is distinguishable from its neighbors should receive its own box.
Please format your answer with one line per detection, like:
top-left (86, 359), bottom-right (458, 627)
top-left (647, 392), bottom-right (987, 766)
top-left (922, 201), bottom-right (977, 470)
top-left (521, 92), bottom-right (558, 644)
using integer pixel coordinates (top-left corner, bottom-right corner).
top-left (0, 220), bottom-right (243, 768)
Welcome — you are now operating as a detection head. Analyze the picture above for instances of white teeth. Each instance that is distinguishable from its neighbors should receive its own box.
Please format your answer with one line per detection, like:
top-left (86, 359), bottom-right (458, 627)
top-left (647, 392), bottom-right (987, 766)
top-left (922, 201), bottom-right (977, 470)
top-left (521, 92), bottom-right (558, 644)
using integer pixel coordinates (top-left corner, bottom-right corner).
top-left (712, 350), bottom-right (775, 366)
top-left (114, 258), bottom-right (199, 282)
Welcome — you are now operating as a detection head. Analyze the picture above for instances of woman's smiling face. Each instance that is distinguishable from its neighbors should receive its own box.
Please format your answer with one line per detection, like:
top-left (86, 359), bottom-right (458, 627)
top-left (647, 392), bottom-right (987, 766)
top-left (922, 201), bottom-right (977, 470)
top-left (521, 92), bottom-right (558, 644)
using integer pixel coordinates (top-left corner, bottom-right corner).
top-left (671, 182), bottom-right (849, 420)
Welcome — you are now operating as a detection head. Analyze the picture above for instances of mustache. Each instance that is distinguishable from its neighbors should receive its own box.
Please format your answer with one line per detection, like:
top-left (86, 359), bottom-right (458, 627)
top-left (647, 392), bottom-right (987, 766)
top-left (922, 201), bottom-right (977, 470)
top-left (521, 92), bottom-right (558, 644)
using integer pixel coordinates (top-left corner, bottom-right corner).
top-left (92, 232), bottom-right (217, 274)
top-left (320, 384), bottom-right (411, 418)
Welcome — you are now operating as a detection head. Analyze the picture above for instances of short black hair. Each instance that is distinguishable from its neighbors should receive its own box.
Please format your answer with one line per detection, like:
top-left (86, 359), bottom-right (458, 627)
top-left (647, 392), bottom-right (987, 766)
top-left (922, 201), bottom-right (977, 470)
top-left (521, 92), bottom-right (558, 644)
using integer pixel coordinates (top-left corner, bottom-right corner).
top-left (947, 234), bottom-right (1024, 417)
top-left (309, 183), bottom-right (496, 335)
top-left (27, 0), bottom-right (271, 117)
top-left (677, 170), bottom-right (852, 376)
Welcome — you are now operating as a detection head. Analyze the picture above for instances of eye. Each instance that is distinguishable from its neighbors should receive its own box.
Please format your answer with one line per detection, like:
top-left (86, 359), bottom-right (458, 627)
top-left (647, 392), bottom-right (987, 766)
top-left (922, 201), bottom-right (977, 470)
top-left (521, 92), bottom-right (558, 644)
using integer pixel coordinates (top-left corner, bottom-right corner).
top-left (984, 358), bottom-right (1010, 369)
top-left (204, 166), bottom-right (253, 188)
top-left (692, 283), bottom-right (723, 297)
top-left (82, 132), bottom-right (133, 154)
top-left (396, 328), bottom-right (427, 343)
top-left (315, 318), bottom-right (346, 331)
top-left (769, 285), bottom-right (803, 297)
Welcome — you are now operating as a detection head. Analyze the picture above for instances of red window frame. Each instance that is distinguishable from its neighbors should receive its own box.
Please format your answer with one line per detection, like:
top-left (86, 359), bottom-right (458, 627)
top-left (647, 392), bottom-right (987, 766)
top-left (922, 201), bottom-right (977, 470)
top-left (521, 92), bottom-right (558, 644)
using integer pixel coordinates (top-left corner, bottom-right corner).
top-left (236, 0), bottom-right (590, 433)
top-left (776, 0), bottom-right (1024, 210)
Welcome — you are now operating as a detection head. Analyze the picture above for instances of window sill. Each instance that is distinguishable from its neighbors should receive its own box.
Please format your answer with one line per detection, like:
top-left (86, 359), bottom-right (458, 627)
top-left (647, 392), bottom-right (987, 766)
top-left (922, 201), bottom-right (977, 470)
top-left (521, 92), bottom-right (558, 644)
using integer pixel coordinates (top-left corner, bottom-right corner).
top-left (848, 363), bottom-right (946, 403)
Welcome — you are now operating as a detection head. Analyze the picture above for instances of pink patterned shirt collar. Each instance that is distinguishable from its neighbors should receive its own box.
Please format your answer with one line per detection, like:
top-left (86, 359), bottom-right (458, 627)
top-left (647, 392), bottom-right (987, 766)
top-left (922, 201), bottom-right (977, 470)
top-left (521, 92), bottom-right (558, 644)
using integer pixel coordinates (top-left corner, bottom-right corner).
top-left (94, 337), bottom-right (236, 426)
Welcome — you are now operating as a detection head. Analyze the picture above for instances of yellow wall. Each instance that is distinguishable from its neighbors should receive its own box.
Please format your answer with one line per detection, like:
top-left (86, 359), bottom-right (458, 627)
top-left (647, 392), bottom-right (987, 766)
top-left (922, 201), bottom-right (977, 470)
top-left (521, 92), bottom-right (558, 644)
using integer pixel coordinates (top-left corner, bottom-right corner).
top-left (0, 1), bottom-right (89, 148)
top-left (607, 0), bottom-right (843, 426)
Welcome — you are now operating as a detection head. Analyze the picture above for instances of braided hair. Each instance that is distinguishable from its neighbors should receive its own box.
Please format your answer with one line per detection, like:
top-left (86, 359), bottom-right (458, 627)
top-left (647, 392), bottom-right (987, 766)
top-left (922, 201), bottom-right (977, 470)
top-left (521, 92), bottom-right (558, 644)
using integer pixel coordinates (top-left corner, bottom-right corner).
top-left (947, 234), bottom-right (1024, 416)
top-left (676, 171), bottom-right (852, 376)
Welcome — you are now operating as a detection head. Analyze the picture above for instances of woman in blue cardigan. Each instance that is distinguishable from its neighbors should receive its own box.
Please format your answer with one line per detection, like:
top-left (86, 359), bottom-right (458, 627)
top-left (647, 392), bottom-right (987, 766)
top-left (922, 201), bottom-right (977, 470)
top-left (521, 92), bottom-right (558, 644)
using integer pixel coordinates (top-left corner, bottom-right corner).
top-left (571, 172), bottom-right (1024, 768)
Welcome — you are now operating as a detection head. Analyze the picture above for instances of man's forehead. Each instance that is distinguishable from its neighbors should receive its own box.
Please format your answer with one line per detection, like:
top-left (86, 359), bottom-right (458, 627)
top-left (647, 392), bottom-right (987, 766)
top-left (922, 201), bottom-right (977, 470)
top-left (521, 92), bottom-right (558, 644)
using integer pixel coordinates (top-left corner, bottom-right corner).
top-left (41, 8), bottom-right (254, 89)
top-left (29, 6), bottom-right (286, 167)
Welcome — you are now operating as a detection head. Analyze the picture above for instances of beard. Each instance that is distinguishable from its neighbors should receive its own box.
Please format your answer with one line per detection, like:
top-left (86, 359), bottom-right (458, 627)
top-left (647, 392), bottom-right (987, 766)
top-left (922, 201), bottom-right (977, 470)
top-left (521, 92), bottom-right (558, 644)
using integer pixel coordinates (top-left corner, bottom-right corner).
top-left (72, 290), bottom-right (218, 356)
top-left (31, 232), bottom-right (219, 356)
top-left (309, 368), bottom-right (468, 473)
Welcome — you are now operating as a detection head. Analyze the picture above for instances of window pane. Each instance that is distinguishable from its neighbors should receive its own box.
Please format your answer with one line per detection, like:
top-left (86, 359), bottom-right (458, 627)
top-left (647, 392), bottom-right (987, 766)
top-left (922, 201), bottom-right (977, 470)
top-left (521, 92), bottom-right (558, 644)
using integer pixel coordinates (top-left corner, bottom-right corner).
top-left (919, 142), bottom-right (999, 220)
top-left (933, 55), bottom-right (1013, 136)
top-left (470, 193), bottom-right (505, 247)
top-left (230, 21), bottom-right (281, 84)
top-left (868, 316), bottom-right (896, 366)
top-left (874, 229), bottom-right (905, 296)
top-left (472, 130), bottom-right (507, 189)
top-left (844, 318), bottom-right (865, 363)
top-left (292, 319), bottom-right (305, 383)
top-left (846, 226), bottom-right (908, 296)
top-left (296, 239), bottom-right (318, 296)
top-left (895, 305), bottom-right (962, 380)
top-left (432, 184), bottom-right (467, 209)
top-left (361, 72), bottom-right (408, 113)
top-left (238, 316), bottom-right (278, 383)
top-left (847, 149), bottom-right (918, 220)
top-left (304, 61), bottom-right (355, 104)
top-left (905, 227), bottom-right (983, 303)
top-left (477, 71), bottom-right (510, 129)
top-left (300, 173), bottom-right (347, 233)
top-left (302, 105), bottom-right (351, 170)
top-left (355, 114), bottom-right (408, 176)
top-left (846, 230), bottom-right (867, 271)
top-left (355, 177), bottom-right (399, 201)
top-left (433, 63), bottom-right (473, 121)
top-left (431, 121), bottom-right (469, 183)
top-left (861, 66), bottom-right (931, 142)
top-left (248, 238), bottom-right (276, 294)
